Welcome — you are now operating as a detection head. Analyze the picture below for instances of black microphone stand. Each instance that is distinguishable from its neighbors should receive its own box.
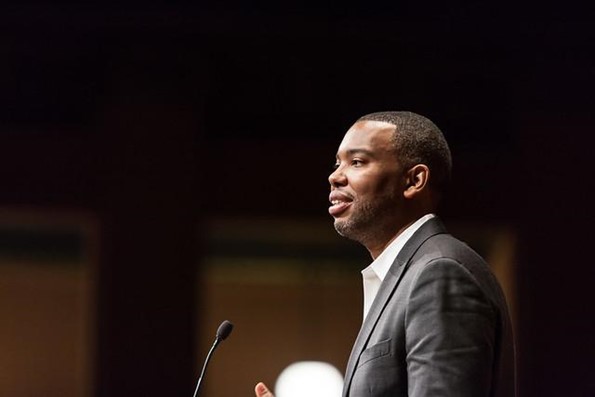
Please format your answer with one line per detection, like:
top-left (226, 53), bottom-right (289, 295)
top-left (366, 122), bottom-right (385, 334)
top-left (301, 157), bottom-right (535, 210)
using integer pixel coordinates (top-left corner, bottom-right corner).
top-left (192, 320), bottom-right (234, 397)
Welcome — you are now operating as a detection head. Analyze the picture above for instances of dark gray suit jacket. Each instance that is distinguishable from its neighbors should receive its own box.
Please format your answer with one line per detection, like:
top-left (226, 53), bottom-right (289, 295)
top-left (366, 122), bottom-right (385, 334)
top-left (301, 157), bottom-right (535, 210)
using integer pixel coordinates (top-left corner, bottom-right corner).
top-left (342, 217), bottom-right (516, 397)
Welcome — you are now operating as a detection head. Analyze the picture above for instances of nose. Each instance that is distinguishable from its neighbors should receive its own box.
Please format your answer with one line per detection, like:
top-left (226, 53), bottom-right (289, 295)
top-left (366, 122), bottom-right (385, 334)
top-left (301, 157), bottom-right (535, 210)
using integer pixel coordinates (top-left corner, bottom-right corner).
top-left (328, 166), bottom-right (347, 187)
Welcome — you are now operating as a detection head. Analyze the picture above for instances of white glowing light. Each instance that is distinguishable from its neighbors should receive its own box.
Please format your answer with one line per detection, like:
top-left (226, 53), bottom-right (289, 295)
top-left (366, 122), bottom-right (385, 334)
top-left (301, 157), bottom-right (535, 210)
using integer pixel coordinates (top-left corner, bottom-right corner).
top-left (275, 361), bottom-right (344, 397)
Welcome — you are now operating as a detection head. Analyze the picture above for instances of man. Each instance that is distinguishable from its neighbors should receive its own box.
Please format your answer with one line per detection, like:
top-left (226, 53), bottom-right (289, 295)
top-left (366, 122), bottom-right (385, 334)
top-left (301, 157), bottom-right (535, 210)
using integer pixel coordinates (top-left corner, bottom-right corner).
top-left (255, 111), bottom-right (516, 397)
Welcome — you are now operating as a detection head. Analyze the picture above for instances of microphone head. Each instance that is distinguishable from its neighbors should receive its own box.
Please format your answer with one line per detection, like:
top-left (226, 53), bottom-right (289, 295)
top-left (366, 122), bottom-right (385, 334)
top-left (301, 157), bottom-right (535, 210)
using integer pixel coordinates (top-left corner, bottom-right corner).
top-left (216, 320), bottom-right (234, 341)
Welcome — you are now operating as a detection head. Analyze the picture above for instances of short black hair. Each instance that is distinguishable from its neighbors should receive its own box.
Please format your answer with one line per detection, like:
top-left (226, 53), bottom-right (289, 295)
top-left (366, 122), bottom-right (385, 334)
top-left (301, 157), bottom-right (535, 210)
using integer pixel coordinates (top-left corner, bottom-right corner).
top-left (358, 111), bottom-right (452, 196)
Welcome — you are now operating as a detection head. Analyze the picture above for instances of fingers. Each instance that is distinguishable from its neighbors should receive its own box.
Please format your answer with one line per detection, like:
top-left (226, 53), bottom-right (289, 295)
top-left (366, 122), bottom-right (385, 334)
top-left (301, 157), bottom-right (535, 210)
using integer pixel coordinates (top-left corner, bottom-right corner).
top-left (255, 382), bottom-right (275, 397)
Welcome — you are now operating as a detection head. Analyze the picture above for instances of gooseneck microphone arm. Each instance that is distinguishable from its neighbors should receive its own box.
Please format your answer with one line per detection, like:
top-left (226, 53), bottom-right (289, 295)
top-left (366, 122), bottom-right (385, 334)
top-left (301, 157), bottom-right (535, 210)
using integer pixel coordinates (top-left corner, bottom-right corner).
top-left (192, 320), bottom-right (234, 397)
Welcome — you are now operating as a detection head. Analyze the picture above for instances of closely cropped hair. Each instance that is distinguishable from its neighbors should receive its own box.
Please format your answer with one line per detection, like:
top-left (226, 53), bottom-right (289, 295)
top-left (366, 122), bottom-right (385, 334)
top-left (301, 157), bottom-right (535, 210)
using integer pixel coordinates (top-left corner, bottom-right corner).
top-left (358, 111), bottom-right (452, 196)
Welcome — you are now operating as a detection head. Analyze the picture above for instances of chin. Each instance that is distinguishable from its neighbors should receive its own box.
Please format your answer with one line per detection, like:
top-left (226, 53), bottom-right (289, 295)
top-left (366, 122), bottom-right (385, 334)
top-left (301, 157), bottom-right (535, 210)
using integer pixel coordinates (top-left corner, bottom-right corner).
top-left (334, 219), bottom-right (358, 240)
top-left (333, 219), bottom-right (348, 237)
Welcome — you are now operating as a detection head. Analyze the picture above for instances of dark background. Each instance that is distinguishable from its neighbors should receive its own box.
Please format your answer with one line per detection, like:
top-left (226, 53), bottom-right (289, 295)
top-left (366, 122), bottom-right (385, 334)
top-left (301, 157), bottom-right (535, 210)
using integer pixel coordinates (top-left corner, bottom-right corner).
top-left (2, 1), bottom-right (594, 396)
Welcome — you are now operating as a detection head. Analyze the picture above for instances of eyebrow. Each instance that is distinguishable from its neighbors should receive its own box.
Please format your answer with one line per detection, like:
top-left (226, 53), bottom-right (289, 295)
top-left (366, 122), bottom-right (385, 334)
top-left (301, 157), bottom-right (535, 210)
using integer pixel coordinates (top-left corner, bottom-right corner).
top-left (336, 148), bottom-right (375, 158)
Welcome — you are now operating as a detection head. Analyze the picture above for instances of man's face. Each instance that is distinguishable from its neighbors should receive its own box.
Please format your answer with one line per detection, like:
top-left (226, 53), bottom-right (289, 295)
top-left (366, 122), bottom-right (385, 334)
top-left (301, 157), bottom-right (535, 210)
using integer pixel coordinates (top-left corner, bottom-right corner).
top-left (328, 120), bottom-right (407, 245)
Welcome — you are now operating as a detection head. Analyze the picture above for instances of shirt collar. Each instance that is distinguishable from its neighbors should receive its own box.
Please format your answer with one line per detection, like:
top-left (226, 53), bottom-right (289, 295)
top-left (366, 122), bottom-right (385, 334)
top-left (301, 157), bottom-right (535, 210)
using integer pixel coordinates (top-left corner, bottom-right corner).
top-left (363, 213), bottom-right (436, 282)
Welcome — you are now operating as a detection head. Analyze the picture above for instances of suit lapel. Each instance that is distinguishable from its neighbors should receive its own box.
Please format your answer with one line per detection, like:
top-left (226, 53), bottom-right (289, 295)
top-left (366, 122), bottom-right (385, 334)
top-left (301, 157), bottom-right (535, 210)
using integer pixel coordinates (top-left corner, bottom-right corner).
top-left (342, 217), bottom-right (447, 396)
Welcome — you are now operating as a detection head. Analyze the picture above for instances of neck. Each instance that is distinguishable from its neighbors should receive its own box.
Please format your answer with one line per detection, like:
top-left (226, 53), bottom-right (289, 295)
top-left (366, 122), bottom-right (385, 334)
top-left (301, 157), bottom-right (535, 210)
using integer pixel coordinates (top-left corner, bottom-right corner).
top-left (364, 217), bottom-right (418, 259)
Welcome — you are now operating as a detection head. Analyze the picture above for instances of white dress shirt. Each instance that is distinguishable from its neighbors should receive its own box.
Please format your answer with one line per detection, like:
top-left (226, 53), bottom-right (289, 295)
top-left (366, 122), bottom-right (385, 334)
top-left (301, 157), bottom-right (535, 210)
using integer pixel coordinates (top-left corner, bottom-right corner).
top-left (361, 213), bottom-right (436, 320)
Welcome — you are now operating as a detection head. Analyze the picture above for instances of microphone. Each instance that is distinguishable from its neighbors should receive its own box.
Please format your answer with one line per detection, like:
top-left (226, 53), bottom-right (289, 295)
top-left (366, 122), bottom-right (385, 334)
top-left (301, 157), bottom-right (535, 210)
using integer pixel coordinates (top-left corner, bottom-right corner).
top-left (192, 320), bottom-right (234, 397)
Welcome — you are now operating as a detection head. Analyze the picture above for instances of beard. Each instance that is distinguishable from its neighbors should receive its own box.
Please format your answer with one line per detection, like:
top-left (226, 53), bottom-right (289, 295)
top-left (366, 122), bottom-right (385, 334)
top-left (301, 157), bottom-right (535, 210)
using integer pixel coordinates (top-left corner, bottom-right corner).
top-left (333, 192), bottom-right (399, 246)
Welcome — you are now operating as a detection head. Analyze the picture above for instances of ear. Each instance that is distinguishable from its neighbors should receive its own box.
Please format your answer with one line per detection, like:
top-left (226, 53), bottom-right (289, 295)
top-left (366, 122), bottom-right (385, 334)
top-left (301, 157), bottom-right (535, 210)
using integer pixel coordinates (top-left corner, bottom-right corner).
top-left (403, 164), bottom-right (430, 199)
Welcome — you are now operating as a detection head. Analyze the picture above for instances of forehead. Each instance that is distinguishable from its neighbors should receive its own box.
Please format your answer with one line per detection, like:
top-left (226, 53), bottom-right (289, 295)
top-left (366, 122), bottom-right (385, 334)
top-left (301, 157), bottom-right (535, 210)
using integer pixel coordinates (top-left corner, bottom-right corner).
top-left (337, 120), bottom-right (396, 154)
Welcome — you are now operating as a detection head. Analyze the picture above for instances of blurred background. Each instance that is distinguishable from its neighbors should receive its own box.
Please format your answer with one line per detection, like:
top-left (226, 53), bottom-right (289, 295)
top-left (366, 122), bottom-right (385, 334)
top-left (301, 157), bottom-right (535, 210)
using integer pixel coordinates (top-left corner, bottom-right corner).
top-left (1, 0), bottom-right (594, 396)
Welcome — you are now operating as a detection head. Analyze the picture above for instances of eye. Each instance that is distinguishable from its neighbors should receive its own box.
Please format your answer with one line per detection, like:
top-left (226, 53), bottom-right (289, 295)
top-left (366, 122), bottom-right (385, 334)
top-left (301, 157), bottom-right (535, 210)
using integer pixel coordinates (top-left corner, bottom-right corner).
top-left (351, 159), bottom-right (364, 167)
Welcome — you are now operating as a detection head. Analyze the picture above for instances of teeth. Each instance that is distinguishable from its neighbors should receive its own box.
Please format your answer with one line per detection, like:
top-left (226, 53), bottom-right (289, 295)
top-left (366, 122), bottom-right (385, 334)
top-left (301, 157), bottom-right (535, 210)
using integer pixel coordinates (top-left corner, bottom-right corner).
top-left (331, 200), bottom-right (343, 205)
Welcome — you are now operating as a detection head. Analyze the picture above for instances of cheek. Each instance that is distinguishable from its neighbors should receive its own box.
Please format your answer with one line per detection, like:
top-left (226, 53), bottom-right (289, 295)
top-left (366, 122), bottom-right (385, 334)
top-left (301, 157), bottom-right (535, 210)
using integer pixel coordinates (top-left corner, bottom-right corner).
top-left (351, 173), bottom-right (393, 197)
top-left (370, 176), bottom-right (403, 199)
top-left (349, 167), bottom-right (404, 197)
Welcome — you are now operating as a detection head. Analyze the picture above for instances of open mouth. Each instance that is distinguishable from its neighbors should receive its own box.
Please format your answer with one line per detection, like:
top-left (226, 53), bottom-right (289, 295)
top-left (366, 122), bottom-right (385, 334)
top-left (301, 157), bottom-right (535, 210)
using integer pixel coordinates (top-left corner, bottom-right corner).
top-left (329, 200), bottom-right (352, 216)
top-left (328, 191), bottom-right (353, 217)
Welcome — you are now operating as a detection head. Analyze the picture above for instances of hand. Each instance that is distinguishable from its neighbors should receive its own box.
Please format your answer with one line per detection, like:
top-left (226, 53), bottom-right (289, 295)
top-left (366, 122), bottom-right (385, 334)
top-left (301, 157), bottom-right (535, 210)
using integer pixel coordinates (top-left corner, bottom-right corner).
top-left (255, 382), bottom-right (275, 397)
